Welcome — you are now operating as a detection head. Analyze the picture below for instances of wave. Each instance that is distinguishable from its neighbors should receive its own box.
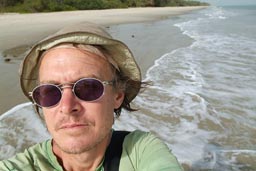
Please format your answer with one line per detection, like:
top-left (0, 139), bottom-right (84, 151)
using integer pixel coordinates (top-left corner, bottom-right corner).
top-left (142, 6), bottom-right (256, 170)
top-left (0, 103), bottom-right (50, 159)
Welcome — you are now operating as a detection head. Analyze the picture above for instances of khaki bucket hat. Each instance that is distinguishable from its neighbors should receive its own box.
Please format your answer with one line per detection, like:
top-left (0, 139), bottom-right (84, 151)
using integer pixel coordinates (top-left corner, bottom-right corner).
top-left (20, 22), bottom-right (141, 104)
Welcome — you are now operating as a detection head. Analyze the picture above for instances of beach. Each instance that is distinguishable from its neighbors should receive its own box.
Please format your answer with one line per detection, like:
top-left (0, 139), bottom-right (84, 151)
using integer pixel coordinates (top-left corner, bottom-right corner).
top-left (1, 5), bottom-right (256, 170)
top-left (0, 6), bottom-right (205, 114)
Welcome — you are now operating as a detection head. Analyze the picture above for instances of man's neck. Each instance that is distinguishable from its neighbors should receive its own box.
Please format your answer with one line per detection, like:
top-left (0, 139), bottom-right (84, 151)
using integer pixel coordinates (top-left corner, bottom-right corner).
top-left (52, 133), bottom-right (112, 171)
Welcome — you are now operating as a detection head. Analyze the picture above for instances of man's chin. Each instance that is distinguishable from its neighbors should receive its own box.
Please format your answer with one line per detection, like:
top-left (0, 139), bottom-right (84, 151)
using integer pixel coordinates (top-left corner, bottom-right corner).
top-left (55, 140), bottom-right (95, 154)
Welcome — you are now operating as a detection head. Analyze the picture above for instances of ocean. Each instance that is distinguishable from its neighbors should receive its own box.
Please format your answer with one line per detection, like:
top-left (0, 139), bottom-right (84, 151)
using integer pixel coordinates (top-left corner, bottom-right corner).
top-left (1, 6), bottom-right (256, 171)
top-left (116, 5), bottom-right (256, 170)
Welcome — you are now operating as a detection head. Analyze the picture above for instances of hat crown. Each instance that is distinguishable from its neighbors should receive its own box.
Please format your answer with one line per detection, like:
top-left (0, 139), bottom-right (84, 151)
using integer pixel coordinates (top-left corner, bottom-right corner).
top-left (52, 22), bottom-right (112, 39)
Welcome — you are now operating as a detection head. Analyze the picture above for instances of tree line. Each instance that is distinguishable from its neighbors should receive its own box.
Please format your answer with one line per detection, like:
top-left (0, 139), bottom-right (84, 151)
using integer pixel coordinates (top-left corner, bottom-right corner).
top-left (0, 0), bottom-right (209, 13)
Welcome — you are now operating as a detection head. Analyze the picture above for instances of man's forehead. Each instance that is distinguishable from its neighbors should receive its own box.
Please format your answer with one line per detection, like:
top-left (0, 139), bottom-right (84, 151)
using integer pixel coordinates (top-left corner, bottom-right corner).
top-left (41, 43), bottom-right (120, 71)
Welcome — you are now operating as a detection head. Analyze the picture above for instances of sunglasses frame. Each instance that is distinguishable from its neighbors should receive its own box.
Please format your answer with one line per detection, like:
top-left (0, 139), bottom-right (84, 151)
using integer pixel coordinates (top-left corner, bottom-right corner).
top-left (29, 78), bottom-right (113, 108)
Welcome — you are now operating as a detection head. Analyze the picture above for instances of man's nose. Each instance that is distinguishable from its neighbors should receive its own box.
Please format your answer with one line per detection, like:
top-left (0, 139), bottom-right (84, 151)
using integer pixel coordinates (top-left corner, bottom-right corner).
top-left (59, 88), bottom-right (81, 115)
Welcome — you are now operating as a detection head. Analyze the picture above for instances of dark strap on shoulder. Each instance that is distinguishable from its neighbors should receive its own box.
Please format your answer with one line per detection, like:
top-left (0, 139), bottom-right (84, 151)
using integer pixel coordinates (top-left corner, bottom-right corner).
top-left (103, 131), bottom-right (130, 171)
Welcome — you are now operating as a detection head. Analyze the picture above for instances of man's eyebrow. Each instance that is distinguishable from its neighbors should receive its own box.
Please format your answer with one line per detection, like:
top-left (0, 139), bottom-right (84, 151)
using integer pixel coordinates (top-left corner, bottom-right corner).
top-left (39, 80), bottom-right (59, 85)
top-left (39, 74), bottom-right (104, 85)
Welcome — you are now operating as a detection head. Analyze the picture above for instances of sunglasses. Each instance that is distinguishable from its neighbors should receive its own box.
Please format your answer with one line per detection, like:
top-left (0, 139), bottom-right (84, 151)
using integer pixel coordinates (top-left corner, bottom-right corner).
top-left (30, 78), bottom-right (113, 108)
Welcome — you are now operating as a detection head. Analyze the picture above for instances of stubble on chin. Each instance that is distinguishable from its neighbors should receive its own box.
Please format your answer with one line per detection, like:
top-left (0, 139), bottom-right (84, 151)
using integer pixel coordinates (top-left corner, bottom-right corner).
top-left (52, 129), bottom-right (112, 155)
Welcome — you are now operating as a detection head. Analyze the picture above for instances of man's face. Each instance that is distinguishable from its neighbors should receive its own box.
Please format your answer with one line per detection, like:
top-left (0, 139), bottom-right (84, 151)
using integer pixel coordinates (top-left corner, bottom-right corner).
top-left (39, 47), bottom-right (124, 154)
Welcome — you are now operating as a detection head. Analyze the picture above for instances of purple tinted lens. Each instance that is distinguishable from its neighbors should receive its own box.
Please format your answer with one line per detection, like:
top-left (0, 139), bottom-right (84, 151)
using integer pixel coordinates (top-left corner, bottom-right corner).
top-left (32, 84), bottom-right (61, 107)
top-left (74, 79), bottom-right (104, 101)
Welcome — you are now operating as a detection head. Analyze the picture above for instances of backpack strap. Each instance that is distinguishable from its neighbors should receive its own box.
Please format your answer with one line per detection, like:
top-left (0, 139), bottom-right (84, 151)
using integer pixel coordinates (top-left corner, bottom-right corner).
top-left (103, 131), bottom-right (130, 171)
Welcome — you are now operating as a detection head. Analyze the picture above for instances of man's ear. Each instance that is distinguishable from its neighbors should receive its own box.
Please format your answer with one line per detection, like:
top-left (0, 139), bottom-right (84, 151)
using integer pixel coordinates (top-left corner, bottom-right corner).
top-left (114, 91), bottom-right (125, 109)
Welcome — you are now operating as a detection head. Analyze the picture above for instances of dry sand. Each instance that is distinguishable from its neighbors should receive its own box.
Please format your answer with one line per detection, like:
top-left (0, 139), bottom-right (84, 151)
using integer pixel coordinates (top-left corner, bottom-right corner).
top-left (0, 6), bottom-right (207, 114)
top-left (0, 6), bottom-right (206, 52)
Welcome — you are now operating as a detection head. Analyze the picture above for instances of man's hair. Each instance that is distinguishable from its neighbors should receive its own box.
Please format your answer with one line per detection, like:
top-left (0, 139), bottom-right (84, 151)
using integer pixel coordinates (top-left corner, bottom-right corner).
top-left (113, 69), bottom-right (141, 117)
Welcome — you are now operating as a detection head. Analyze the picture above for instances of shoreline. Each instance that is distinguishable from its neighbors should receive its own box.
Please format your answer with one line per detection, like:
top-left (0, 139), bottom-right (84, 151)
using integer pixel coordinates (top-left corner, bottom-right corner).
top-left (0, 6), bottom-right (206, 53)
top-left (0, 6), bottom-right (207, 114)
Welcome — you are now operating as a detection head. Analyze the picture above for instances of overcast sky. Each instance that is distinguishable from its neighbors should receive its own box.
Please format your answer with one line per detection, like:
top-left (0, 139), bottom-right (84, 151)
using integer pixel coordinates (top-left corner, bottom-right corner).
top-left (200, 0), bottom-right (256, 6)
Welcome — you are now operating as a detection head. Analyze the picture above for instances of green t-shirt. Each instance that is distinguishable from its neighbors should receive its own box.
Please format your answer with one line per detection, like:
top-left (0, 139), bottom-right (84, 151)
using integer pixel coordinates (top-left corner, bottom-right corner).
top-left (0, 130), bottom-right (183, 171)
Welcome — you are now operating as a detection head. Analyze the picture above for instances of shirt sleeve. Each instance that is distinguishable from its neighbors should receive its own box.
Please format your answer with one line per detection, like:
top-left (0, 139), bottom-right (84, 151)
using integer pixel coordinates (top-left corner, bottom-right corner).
top-left (120, 130), bottom-right (184, 171)
top-left (0, 151), bottom-right (38, 171)
top-left (0, 140), bottom-right (62, 171)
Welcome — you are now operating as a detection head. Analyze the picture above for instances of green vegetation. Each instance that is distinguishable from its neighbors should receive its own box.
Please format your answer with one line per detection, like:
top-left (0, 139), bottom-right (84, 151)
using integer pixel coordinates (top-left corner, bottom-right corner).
top-left (0, 0), bottom-right (209, 13)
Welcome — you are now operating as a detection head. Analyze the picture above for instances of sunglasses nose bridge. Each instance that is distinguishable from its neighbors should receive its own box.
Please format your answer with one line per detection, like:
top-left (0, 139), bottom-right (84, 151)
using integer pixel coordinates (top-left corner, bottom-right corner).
top-left (62, 86), bottom-right (72, 89)
top-left (60, 83), bottom-right (74, 89)
top-left (58, 83), bottom-right (79, 109)
top-left (59, 83), bottom-right (77, 97)
top-left (55, 82), bottom-right (73, 94)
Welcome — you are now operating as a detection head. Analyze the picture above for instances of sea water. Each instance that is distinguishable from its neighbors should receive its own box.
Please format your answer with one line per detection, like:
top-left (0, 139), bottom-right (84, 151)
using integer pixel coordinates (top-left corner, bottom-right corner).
top-left (118, 5), bottom-right (256, 170)
top-left (1, 6), bottom-right (256, 171)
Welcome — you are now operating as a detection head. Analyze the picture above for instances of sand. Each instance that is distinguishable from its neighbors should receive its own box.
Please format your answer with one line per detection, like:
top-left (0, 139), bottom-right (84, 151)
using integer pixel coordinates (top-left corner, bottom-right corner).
top-left (0, 6), bottom-right (207, 114)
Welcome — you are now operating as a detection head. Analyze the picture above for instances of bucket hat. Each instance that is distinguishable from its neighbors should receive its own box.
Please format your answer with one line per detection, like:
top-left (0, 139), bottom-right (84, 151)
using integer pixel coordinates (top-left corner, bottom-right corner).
top-left (20, 22), bottom-right (141, 104)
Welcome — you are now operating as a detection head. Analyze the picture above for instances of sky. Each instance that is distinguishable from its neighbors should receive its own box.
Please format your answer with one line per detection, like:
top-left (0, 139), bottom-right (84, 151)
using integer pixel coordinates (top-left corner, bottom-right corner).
top-left (200, 0), bottom-right (256, 6)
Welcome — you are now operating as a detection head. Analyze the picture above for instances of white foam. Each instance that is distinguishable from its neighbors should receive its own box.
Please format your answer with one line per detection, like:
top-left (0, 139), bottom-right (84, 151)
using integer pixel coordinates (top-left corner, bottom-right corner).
top-left (141, 6), bottom-right (256, 168)
top-left (205, 7), bottom-right (227, 20)
top-left (0, 103), bottom-right (50, 159)
top-left (0, 102), bottom-right (31, 119)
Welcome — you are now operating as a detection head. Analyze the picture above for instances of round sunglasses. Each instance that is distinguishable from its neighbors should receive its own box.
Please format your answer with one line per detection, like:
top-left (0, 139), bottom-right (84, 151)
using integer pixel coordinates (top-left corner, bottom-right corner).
top-left (30, 78), bottom-right (113, 108)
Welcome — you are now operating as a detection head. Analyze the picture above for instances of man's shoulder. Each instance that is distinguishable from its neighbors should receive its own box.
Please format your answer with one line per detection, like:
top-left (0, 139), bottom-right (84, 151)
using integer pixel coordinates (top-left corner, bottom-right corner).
top-left (120, 130), bottom-right (184, 171)
top-left (122, 130), bottom-right (163, 149)
top-left (124, 130), bottom-right (158, 146)
top-left (0, 140), bottom-right (54, 171)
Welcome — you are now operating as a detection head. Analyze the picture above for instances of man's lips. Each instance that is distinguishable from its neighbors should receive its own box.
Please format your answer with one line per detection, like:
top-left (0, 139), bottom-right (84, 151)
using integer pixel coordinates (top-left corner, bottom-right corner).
top-left (59, 123), bottom-right (90, 129)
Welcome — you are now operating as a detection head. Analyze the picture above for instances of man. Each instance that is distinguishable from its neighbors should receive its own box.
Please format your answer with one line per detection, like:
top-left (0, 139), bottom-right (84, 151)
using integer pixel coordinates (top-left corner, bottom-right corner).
top-left (0, 22), bottom-right (183, 171)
